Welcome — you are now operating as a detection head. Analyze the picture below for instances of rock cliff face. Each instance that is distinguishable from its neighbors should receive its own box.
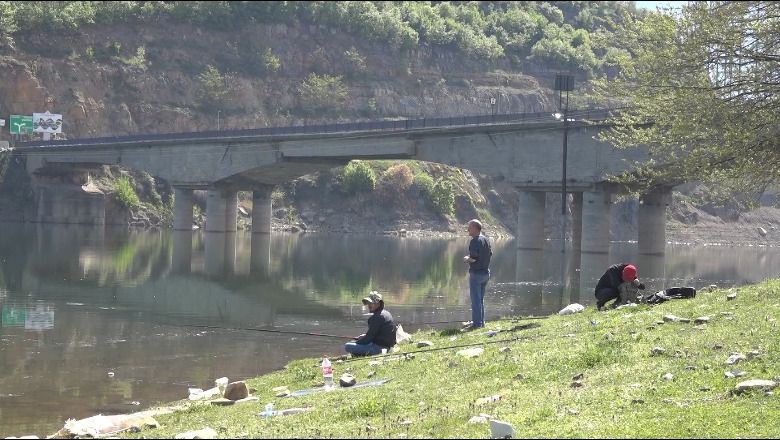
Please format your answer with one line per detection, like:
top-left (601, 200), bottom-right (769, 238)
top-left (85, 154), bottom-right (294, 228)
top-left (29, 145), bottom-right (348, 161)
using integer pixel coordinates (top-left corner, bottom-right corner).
top-left (1, 21), bottom-right (779, 245)
top-left (0, 22), bottom-right (553, 138)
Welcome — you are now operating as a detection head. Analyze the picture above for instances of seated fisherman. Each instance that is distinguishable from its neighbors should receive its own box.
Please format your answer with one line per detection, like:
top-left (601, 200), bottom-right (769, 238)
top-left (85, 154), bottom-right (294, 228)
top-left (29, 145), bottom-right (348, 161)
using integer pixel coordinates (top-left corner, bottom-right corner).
top-left (344, 291), bottom-right (397, 356)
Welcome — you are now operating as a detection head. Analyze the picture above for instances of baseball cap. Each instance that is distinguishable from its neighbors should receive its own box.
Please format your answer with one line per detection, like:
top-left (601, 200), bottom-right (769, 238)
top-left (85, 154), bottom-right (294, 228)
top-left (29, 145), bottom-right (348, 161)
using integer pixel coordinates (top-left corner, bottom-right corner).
top-left (622, 265), bottom-right (637, 282)
top-left (362, 291), bottom-right (383, 305)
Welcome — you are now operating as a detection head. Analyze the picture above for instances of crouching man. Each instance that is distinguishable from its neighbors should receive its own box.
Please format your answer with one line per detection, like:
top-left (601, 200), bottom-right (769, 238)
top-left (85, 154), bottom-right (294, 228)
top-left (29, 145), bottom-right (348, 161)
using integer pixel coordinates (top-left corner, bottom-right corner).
top-left (594, 263), bottom-right (646, 310)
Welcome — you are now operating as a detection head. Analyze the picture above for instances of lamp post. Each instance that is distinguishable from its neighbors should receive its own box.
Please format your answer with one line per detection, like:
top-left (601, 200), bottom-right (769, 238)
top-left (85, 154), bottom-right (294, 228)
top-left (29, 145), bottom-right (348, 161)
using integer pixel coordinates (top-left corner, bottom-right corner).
top-left (217, 110), bottom-right (221, 131)
top-left (554, 73), bottom-right (574, 248)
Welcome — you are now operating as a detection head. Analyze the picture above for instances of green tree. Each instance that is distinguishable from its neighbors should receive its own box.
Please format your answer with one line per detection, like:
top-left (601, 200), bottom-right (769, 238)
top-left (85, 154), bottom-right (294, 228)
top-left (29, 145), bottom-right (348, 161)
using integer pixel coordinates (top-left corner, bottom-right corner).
top-left (590, 1), bottom-right (780, 207)
top-left (196, 64), bottom-right (228, 110)
top-left (263, 47), bottom-right (281, 73)
top-left (298, 73), bottom-right (348, 115)
top-left (0, 1), bottom-right (17, 34)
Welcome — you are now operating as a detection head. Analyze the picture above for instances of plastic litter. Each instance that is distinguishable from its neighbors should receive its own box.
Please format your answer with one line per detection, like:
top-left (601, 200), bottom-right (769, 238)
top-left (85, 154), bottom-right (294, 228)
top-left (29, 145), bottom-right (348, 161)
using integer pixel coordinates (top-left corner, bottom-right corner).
top-left (558, 303), bottom-right (585, 315)
top-left (259, 402), bottom-right (275, 417)
top-left (456, 347), bottom-right (484, 358)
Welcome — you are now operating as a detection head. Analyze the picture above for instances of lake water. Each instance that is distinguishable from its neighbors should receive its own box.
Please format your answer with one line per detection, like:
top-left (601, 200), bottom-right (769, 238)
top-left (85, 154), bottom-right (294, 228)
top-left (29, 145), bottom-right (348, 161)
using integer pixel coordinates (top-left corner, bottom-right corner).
top-left (1, 222), bottom-right (779, 437)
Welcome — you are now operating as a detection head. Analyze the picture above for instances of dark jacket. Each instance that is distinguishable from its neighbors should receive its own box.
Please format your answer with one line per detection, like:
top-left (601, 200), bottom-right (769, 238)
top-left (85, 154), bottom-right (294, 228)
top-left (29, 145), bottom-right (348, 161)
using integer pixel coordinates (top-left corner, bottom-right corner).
top-left (468, 234), bottom-right (492, 275)
top-left (355, 303), bottom-right (396, 348)
top-left (595, 263), bottom-right (644, 293)
top-left (595, 263), bottom-right (630, 293)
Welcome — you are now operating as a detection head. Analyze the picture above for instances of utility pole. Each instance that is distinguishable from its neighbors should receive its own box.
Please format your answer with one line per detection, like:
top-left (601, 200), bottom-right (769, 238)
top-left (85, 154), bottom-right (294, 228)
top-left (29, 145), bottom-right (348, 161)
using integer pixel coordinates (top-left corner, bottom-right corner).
top-left (554, 73), bottom-right (574, 249)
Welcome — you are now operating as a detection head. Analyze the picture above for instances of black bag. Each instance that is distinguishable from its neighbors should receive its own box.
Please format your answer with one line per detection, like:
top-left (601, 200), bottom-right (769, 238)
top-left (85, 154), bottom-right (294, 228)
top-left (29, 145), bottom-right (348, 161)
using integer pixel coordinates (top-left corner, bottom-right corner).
top-left (644, 286), bottom-right (696, 304)
top-left (665, 286), bottom-right (696, 299)
top-left (645, 290), bottom-right (671, 304)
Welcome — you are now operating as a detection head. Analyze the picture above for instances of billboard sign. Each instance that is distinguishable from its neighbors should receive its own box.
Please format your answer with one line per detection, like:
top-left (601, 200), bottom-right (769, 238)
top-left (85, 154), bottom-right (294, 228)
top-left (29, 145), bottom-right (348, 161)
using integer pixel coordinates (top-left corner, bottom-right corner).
top-left (33, 111), bottom-right (63, 133)
top-left (2, 306), bottom-right (26, 327)
top-left (10, 115), bottom-right (33, 134)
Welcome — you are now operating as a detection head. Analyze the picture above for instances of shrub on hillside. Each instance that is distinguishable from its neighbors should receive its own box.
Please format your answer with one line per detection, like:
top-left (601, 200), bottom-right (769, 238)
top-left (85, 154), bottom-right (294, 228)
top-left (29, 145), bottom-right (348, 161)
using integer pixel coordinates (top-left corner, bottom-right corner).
top-left (341, 160), bottom-right (376, 194)
top-left (377, 163), bottom-right (413, 201)
top-left (427, 178), bottom-right (455, 215)
top-left (114, 176), bottom-right (140, 210)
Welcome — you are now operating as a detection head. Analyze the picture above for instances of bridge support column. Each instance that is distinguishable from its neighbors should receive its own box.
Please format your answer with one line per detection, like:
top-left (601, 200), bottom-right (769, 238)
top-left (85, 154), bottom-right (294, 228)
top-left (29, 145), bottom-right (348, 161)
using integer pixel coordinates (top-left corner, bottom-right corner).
top-left (173, 188), bottom-right (194, 231)
top-left (638, 188), bottom-right (670, 255)
top-left (225, 191), bottom-right (238, 233)
top-left (204, 187), bottom-right (238, 277)
top-left (581, 190), bottom-right (611, 253)
top-left (32, 173), bottom-right (105, 225)
top-left (251, 185), bottom-right (274, 275)
top-left (251, 185), bottom-right (274, 235)
top-left (516, 191), bottom-right (545, 250)
top-left (206, 187), bottom-right (237, 232)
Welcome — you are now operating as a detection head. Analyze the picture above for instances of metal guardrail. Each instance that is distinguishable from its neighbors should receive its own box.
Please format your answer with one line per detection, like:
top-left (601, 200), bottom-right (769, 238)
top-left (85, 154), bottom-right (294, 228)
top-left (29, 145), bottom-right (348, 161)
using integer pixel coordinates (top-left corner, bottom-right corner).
top-left (13, 107), bottom-right (622, 149)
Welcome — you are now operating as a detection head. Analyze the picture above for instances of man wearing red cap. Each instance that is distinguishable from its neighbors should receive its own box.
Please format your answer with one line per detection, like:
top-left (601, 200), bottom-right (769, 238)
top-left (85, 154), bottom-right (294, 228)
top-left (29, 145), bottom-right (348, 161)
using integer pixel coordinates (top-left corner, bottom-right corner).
top-left (594, 263), bottom-right (645, 310)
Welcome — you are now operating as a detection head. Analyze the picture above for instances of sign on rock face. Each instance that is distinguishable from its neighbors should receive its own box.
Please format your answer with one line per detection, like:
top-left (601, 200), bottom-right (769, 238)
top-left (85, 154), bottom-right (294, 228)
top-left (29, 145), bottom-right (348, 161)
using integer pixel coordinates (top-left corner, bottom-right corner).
top-left (33, 111), bottom-right (63, 133)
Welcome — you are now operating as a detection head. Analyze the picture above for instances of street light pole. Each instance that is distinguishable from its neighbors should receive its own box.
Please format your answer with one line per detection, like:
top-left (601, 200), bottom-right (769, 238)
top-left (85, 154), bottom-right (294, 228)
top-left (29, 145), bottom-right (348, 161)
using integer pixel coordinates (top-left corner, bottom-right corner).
top-left (554, 73), bottom-right (574, 248)
top-left (217, 110), bottom-right (221, 131)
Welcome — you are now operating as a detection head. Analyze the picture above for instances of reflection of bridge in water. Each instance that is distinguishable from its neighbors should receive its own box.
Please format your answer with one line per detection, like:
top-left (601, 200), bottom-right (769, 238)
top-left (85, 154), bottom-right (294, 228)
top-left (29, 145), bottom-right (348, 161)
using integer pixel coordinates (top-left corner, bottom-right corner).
top-left (17, 225), bottom-right (349, 328)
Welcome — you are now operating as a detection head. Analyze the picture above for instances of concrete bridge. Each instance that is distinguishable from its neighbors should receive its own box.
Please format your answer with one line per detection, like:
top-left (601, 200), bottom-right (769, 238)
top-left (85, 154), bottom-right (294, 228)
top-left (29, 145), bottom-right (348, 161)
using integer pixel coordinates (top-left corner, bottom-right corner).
top-left (12, 111), bottom-right (670, 255)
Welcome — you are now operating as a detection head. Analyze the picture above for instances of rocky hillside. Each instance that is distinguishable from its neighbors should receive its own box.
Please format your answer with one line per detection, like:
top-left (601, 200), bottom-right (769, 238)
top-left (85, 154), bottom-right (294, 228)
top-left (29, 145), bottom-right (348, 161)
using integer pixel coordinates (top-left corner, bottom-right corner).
top-left (1, 19), bottom-right (779, 246)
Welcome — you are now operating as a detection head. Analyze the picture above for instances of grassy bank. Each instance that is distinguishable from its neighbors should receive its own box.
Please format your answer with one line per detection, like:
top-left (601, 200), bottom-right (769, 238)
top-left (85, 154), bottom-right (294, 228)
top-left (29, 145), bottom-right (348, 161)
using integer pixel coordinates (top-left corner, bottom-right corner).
top-left (92, 281), bottom-right (779, 438)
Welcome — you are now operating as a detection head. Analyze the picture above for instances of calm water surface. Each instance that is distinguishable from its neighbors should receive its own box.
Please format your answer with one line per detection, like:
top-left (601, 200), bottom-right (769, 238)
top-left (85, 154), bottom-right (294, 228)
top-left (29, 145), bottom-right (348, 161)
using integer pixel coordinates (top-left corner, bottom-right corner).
top-left (1, 222), bottom-right (779, 437)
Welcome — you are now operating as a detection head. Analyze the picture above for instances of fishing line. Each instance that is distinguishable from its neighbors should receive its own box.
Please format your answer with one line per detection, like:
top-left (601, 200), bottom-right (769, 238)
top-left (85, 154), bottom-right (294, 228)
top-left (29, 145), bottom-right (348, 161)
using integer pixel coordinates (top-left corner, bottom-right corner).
top-left (178, 323), bottom-right (358, 340)
top-left (400, 315), bottom-right (550, 326)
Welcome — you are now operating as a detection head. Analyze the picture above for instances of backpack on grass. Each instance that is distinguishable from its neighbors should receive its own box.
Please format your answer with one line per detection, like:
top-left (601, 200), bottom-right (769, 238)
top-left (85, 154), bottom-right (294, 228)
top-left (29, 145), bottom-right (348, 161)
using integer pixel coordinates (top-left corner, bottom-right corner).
top-left (644, 286), bottom-right (696, 304)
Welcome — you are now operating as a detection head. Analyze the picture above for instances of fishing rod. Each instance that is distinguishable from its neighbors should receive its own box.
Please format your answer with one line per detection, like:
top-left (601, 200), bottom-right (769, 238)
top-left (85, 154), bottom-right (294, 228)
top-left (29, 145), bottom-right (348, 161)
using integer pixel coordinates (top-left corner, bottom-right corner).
top-left (179, 324), bottom-right (358, 340)
top-left (400, 314), bottom-right (550, 326)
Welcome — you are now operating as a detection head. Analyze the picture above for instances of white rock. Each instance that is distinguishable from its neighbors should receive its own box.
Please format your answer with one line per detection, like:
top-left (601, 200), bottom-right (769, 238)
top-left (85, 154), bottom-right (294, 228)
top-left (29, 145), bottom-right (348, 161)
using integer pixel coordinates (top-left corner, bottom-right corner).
top-left (735, 379), bottom-right (777, 393)
top-left (489, 419), bottom-right (516, 439)
top-left (725, 353), bottom-right (747, 365)
top-left (175, 428), bottom-right (218, 439)
top-left (558, 303), bottom-right (584, 315)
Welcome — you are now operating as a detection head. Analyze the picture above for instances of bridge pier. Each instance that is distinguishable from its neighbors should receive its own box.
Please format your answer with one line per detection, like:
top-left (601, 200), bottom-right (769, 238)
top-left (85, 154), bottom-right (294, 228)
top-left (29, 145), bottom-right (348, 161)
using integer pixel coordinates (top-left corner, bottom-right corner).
top-left (173, 188), bottom-right (194, 231)
top-left (581, 190), bottom-right (612, 253)
top-left (251, 185), bottom-right (274, 235)
top-left (205, 187), bottom-right (238, 232)
top-left (203, 187), bottom-right (238, 276)
top-left (516, 191), bottom-right (546, 250)
top-left (638, 188), bottom-right (670, 255)
top-left (250, 184), bottom-right (274, 275)
top-left (31, 172), bottom-right (105, 225)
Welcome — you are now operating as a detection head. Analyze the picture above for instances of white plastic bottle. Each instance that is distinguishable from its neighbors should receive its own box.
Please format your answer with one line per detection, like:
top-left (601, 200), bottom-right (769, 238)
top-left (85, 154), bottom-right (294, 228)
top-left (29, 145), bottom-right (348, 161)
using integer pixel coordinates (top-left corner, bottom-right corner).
top-left (321, 354), bottom-right (334, 389)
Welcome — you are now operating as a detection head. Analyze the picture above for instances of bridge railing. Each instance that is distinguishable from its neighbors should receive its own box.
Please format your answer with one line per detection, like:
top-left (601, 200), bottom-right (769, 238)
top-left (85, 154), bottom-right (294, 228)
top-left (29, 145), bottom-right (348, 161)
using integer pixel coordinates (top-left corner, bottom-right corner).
top-left (14, 107), bottom-right (623, 148)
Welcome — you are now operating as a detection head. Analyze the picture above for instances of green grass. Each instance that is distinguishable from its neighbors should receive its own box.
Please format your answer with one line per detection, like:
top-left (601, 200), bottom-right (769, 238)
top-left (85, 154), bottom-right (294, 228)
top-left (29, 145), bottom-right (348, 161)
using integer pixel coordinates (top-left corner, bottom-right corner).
top-left (113, 281), bottom-right (780, 438)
